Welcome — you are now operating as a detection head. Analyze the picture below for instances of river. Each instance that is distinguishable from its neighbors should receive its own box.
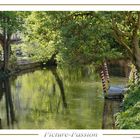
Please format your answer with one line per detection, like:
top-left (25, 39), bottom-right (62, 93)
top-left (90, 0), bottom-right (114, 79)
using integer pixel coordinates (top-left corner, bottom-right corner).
top-left (0, 66), bottom-right (128, 129)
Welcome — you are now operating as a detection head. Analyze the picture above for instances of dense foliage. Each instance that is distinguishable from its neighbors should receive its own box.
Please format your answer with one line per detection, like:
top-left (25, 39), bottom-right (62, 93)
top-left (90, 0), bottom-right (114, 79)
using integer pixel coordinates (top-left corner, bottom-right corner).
top-left (2, 11), bottom-right (140, 69)
top-left (115, 83), bottom-right (140, 129)
top-left (24, 12), bottom-right (122, 66)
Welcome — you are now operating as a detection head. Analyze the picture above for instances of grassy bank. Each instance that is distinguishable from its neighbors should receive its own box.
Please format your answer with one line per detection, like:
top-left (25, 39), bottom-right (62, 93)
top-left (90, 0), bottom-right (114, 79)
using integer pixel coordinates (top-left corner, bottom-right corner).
top-left (115, 83), bottom-right (140, 129)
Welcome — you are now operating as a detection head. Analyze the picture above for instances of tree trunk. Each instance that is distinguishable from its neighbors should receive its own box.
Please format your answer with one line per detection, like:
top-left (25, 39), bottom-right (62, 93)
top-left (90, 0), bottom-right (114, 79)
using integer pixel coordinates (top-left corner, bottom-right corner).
top-left (133, 43), bottom-right (140, 70)
top-left (131, 13), bottom-right (140, 71)
top-left (3, 28), bottom-right (10, 71)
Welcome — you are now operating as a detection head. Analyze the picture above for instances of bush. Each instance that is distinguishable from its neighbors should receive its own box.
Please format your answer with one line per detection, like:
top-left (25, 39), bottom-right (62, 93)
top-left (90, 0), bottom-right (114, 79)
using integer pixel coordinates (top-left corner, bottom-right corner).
top-left (115, 102), bottom-right (140, 129)
top-left (115, 83), bottom-right (140, 129)
top-left (123, 84), bottom-right (140, 110)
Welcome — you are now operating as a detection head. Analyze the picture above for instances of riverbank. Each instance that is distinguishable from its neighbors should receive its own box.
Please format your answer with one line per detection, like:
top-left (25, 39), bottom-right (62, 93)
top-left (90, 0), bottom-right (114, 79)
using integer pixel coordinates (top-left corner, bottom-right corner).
top-left (0, 55), bottom-right (57, 78)
top-left (0, 62), bottom-right (42, 78)
top-left (11, 61), bottom-right (42, 74)
top-left (115, 83), bottom-right (140, 129)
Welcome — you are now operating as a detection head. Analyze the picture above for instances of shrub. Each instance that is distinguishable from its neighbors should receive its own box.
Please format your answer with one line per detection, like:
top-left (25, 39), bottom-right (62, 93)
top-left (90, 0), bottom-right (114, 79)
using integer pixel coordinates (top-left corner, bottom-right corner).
top-left (115, 102), bottom-right (140, 129)
top-left (115, 83), bottom-right (140, 129)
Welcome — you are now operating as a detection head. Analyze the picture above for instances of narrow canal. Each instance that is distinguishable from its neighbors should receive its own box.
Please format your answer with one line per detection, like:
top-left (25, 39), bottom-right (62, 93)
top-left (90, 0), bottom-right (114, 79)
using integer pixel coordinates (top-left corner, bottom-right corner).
top-left (0, 66), bottom-right (127, 129)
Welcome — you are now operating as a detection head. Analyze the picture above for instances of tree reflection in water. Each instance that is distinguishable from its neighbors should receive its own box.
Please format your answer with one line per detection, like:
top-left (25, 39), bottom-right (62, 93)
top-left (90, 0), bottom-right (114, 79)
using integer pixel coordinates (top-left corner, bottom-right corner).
top-left (0, 66), bottom-right (126, 129)
top-left (0, 78), bottom-right (15, 129)
top-left (102, 99), bottom-right (122, 129)
top-left (0, 67), bottom-right (68, 129)
top-left (51, 68), bottom-right (67, 109)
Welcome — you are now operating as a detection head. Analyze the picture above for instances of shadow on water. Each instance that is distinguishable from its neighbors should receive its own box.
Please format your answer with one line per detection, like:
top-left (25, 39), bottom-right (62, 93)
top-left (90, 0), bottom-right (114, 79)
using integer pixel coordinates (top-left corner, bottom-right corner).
top-left (102, 99), bottom-right (122, 129)
top-left (0, 77), bottom-right (16, 129)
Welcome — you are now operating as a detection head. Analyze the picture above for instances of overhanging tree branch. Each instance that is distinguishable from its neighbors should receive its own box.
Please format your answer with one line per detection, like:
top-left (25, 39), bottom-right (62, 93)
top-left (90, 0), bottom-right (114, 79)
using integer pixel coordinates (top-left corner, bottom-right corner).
top-left (112, 31), bottom-right (133, 55)
top-left (112, 18), bottom-right (133, 56)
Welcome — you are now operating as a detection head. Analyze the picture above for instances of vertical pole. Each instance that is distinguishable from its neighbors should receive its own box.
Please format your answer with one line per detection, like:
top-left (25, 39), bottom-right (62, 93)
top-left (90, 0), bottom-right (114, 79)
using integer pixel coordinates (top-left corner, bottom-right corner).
top-left (104, 61), bottom-right (110, 89)
top-left (100, 70), bottom-right (107, 94)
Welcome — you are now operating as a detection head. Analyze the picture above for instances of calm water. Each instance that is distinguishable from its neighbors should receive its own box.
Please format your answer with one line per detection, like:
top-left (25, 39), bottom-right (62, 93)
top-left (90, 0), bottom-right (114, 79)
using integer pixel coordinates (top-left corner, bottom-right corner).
top-left (0, 66), bottom-right (127, 129)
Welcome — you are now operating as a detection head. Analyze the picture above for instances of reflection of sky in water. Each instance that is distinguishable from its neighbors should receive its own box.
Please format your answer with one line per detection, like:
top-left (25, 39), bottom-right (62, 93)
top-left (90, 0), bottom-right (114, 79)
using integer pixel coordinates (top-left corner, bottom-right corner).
top-left (0, 66), bottom-right (127, 129)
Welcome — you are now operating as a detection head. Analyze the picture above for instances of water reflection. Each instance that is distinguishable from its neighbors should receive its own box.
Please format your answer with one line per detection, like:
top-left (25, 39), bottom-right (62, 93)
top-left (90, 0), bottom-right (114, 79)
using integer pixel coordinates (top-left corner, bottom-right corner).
top-left (0, 66), bottom-right (127, 129)
top-left (102, 99), bottom-right (122, 129)
top-left (0, 78), bottom-right (15, 129)
top-left (51, 68), bottom-right (67, 108)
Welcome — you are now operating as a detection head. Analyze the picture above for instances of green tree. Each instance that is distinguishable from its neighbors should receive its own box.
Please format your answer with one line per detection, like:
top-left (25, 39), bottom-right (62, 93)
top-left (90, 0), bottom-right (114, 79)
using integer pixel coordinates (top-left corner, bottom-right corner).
top-left (50, 12), bottom-right (122, 66)
top-left (0, 11), bottom-right (23, 71)
top-left (24, 12), bottom-right (57, 62)
top-left (111, 11), bottom-right (140, 69)
top-left (24, 12), bottom-right (122, 66)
